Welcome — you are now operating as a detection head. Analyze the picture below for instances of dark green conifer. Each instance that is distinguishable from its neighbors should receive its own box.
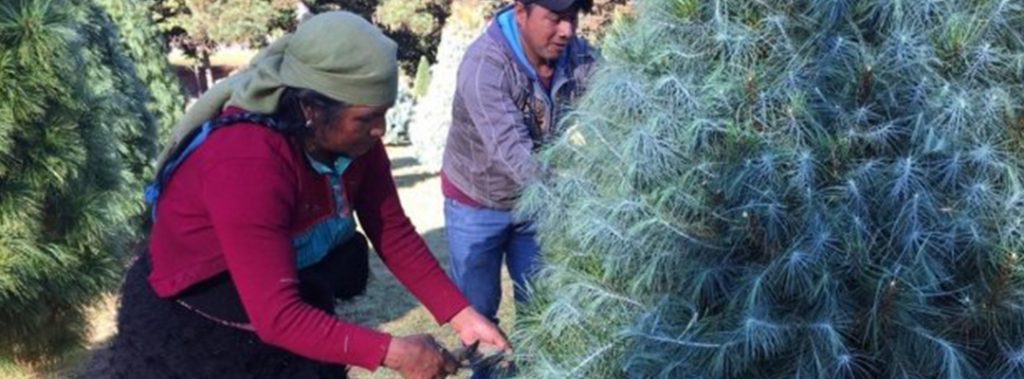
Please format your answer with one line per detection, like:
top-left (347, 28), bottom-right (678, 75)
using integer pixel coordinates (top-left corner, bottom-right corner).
top-left (0, 0), bottom-right (159, 360)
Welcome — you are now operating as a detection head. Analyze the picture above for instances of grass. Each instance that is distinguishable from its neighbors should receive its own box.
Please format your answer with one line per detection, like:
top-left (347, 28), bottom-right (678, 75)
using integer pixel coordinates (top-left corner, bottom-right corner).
top-left (9, 146), bottom-right (519, 379)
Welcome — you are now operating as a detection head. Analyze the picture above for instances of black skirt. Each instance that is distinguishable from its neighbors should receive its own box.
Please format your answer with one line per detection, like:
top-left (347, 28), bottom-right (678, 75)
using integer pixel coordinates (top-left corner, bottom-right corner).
top-left (79, 234), bottom-right (371, 379)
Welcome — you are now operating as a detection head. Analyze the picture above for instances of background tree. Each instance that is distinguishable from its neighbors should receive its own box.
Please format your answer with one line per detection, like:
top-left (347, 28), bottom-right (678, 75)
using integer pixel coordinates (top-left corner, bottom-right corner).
top-left (514, 0), bottom-right (1024, 378)
top-left (578, 0), bottom-right (633, 40)
top-left (413, 55), bottom-right (432, 99)
top-left (372, 0), bottom-right (450, 73)
top-left (0, 0), bottom-right (160, 361)
top-left (152, 0), bottom-right (294, 92)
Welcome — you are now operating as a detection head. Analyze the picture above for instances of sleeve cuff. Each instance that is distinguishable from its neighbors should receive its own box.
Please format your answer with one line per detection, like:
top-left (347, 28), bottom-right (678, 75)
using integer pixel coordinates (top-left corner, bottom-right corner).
top-left (347, 329), bottom-right (393, 371)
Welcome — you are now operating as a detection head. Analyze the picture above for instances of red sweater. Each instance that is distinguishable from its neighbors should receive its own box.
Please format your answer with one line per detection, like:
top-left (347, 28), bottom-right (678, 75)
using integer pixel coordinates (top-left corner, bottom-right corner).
top-left (147, 108), bottom-right (469, 370)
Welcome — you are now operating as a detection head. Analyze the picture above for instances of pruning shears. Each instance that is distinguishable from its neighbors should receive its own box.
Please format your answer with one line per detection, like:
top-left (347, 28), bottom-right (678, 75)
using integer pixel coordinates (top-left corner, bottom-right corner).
top-left (447, 341), bottom-right (510, 372)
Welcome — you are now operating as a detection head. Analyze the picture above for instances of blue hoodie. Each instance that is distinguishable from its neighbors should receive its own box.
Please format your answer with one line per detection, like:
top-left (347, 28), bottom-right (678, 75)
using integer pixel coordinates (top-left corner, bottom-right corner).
top-left (441, 5), bottom-right (596, 209)
top-left (496, 6), bottom-right (571, 96)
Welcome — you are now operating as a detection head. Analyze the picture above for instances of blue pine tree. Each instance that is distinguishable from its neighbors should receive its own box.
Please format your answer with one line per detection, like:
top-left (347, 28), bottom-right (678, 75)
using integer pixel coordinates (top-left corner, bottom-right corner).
top-left (514, 1), bottom-right (1024, 378)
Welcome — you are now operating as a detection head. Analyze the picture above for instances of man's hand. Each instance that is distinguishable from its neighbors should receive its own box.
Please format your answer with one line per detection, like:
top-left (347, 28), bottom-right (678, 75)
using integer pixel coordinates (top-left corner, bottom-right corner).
top-left (383, 334), bottom-right (459, 379)
top-left (449, 306), bottom-right (513, 357)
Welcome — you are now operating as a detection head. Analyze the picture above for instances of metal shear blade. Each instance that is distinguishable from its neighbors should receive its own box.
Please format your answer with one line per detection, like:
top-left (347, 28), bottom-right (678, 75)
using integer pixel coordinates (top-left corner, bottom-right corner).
top-left (450, 341), bottom-right (508, 370)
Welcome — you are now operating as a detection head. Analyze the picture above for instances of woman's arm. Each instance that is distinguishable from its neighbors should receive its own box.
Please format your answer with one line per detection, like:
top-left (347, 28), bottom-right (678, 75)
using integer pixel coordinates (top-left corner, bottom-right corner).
top-left (354, 142), bottom-right (512, 356)
top-left (201, 127), bottom-right (392, 369)
top-left (354, 142), bottom-right (471, 323)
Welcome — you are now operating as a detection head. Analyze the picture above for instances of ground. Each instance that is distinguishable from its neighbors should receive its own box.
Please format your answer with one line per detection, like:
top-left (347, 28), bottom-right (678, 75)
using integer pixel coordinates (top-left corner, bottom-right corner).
top-left (2, 145), bottom-right (517, 379)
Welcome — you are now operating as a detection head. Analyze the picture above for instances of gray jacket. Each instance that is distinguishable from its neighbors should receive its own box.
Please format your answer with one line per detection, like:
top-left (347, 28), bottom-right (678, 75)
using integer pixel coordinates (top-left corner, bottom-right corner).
top-left (442, 7), bottom-right (597, 210)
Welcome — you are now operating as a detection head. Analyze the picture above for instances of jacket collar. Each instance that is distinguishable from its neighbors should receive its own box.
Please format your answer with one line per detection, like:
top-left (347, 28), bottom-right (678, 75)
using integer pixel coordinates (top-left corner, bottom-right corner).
top-left (489, 5), bottom-right (574, 83)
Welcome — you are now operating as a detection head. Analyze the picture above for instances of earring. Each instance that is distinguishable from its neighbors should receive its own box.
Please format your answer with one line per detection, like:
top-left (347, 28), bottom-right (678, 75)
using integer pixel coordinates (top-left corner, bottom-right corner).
top-left (305, 119), bottom-right (313, 128)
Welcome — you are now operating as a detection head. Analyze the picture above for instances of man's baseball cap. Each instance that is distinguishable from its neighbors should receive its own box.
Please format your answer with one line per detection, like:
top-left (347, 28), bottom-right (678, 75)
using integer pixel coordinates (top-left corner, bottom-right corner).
top-left (518, 0), bottom-right (593, 13)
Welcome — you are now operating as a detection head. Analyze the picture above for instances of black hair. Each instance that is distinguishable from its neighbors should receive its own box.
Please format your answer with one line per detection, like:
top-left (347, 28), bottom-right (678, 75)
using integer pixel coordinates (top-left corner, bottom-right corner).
top-left (273, 87), bottom-right (349, 136)
top-left (580, 0), bottom-right (594, 13)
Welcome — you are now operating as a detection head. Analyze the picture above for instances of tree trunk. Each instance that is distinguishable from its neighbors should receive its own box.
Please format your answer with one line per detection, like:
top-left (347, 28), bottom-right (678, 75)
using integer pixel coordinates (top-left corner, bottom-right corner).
top-left (200, 47), bottom-right (214, 93)
top-left (191, 62), bottom-right (202, 96)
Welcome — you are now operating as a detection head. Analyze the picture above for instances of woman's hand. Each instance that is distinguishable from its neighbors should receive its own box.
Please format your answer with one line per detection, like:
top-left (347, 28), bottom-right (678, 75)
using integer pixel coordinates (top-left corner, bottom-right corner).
top-left (383, 334), bottom-right (458, 379)
top-left (449, 306), bottom-right (513, 356)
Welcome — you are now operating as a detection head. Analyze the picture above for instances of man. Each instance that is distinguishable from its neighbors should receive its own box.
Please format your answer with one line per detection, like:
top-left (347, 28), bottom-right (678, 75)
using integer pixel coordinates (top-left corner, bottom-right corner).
top-left (441, 0), bottom-right (596, 377)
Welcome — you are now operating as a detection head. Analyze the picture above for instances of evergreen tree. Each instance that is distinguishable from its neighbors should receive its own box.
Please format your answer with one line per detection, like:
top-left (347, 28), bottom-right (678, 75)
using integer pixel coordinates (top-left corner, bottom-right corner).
top-left (514, 1), bottom-right (1024, 378)
top-left (384, 73), bottom-right (415, 146)
top-left (0, 0), bottom-right (159, 360)
top-left (413, 54), bottom-right (432, 100)
top-left (94, 0), bottom-right (186, 143)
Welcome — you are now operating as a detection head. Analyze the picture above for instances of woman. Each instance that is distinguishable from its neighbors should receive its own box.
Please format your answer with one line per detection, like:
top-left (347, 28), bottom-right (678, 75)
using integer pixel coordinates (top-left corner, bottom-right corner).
top-left (84, 11), bottom-right (509, 379)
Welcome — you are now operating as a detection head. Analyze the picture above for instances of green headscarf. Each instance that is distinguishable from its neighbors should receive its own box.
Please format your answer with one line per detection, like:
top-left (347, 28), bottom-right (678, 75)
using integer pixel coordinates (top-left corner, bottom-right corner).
top-left (157, 11), bottom-right (398, 169)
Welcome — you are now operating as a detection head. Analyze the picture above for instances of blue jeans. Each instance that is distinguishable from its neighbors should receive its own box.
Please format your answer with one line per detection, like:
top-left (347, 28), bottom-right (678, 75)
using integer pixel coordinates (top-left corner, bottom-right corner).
top-left (444, 198), bottom-right (540, 379)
